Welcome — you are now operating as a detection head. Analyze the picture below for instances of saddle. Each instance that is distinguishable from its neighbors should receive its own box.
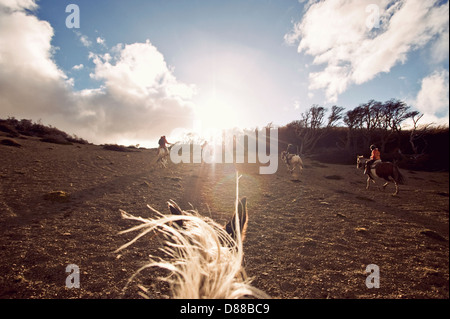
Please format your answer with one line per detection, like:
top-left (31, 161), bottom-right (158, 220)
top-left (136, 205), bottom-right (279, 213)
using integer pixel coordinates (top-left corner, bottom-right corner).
top-left (365, 159), bottom-right (381, 177)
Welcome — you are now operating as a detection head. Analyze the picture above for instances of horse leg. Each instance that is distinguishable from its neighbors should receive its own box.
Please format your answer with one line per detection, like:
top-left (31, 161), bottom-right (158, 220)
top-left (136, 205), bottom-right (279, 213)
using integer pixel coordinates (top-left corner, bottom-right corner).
top-left (157, 149), bottom-right (169, 168)
top-left (163, 153), bottom-right (169, 168)
top-left (393, 181), bottom-right (399, 196)
top-left (296, 164), bottom-right (300, 176)
top-left (382, 182), bottom-right (389, 191)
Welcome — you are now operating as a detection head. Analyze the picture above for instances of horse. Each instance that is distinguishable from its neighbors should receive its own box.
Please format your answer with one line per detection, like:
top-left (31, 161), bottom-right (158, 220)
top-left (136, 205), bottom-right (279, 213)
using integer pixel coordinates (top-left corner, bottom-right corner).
top-left (115, 174), bottom-right (269, 299)
top-left (356, 155), bottom-right (405, 196)
top-left (156, 146), bottom-right (170, 168)
top-left (281, 151), bottom-right (304, 175)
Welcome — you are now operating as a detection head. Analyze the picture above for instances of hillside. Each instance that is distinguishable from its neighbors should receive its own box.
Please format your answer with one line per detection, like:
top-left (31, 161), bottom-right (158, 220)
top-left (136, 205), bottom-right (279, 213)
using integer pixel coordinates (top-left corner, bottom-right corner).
top-left (0, 133), bottom-right (448, 299)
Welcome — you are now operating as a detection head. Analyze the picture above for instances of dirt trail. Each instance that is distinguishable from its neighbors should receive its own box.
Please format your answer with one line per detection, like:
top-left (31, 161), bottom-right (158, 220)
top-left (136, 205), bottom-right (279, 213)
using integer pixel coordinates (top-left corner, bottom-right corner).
top-left (0, 136), bottom-right (448, 299)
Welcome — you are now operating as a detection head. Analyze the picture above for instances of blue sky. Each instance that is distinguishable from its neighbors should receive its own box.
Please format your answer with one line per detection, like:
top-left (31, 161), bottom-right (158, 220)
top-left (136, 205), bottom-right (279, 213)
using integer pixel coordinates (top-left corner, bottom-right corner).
top-left (0, 0), bottom-right (448, 146)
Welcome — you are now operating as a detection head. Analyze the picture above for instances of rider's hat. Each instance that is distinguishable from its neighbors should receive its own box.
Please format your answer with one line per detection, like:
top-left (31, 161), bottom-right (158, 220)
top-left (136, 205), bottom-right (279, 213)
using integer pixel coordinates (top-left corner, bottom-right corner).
top-left (370, 144), bottom-right (377, 150)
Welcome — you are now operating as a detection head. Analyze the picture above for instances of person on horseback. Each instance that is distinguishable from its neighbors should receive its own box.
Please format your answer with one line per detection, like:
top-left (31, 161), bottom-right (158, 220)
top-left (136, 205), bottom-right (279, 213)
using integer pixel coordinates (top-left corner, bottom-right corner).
top-left (286, 144), bottom-right (297, 155)
top-left (364, 144), bottom-right (381, 175)
top-left (158, 135), bottom-right (172, 152)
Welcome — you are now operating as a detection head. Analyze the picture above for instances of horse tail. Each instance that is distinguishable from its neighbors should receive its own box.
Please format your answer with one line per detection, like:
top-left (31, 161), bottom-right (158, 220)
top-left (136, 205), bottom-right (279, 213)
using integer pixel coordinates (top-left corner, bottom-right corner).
top-left (393, 165), bottom-right (405, 185)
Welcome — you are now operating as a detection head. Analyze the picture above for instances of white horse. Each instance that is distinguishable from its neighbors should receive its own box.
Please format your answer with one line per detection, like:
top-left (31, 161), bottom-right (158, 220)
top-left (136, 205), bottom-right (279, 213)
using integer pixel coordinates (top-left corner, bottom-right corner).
top-left (116, 174), bottom-right (269, 299)
top-left (281, 151), bottom-right (304, 175)
top-left (156, 146), bottom-right (170, 168)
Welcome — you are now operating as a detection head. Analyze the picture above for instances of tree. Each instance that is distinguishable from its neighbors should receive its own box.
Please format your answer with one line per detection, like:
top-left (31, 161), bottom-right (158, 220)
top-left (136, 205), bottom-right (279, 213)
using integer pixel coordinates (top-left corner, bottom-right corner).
top-left (343, 106), bottom-right (365, 152)
top-left (342, 99), bottom-right (415, 153)
top-left (341, 101), bottom-right (378, 152)
top-left (327, 105), bottom-right (345, 127)
top-left (378, 99), bottom-right (416, 152)
top-left (294, 105), bottom-right (344, 154)
top-left (408, 111), bottom-right (433, 157)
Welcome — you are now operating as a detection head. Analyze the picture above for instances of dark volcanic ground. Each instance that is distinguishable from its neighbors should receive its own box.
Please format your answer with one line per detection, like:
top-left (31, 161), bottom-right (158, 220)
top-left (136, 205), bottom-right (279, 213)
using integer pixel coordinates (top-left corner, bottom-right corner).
top-left (0, 135), bottom-right (448, 299)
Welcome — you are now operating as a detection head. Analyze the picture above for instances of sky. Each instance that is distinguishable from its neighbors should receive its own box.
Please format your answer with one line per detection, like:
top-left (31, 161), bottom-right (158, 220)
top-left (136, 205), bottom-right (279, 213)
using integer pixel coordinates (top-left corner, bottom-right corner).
top-left (0, 0), bottom-right (448, 147)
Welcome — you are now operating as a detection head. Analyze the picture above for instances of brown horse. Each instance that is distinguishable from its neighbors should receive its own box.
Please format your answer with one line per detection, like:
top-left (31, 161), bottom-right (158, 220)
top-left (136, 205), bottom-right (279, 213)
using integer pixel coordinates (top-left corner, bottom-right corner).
top-left (357, 156), bottom-right (405, 195)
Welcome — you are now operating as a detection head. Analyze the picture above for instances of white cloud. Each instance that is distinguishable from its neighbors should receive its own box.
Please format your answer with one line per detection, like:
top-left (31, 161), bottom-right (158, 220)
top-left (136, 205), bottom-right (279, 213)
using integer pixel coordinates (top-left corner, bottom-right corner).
top-left (430, 24), bottom-right (449, 63)
top-left (0, 0), bottom-right (36, 11)
top-left (415, 70), bottom-right (449, 121)
top-left (96, 36), bottom-right (107, 48)
top-left (286, 0), bottom-right (449, 102)
top-left (90, 40), bottom-right (195, 101)
top-left (0, 0), bottom-right (196, 146)
top-left (75, 31), bottom-right (92, 47)
top-left (75, 40), bottom-right (196, 143)
top-left (72, 64), bottom-right (84, 70)
top-left (0, 0), bottom-right (71, 118)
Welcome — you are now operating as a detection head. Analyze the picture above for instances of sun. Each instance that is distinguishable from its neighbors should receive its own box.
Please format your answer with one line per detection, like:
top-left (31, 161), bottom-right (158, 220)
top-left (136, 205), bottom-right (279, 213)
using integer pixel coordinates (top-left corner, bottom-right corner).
top-left (194, 96), bottom-right (240, 140)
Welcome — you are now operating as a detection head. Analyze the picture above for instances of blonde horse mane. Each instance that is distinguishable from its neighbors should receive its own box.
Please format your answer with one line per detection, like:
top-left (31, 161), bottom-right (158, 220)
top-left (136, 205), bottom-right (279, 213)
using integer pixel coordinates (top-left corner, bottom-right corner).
top-left (115, 172), bottom-right (269, 299)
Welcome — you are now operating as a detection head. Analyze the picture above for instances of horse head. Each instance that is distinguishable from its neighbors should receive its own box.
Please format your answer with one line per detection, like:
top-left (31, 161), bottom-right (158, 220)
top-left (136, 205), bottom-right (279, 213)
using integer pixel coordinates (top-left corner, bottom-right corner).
top-left (356, 155), bottom-right (366, 169)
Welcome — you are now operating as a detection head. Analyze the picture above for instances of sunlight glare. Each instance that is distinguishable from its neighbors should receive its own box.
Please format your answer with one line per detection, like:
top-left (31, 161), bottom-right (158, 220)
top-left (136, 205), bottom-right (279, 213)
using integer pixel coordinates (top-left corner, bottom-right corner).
top-left (194, 96), bottom-right (240, 141)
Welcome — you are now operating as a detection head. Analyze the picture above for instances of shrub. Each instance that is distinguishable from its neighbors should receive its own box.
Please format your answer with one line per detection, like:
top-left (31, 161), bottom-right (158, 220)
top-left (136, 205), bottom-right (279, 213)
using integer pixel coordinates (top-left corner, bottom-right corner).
top-left (0, 138), bottom-right (22, 147)
top-left (102, 144), bottom-right (133, 152)
top-left (0, 117), bottom-right (89, 145)
top-left (0, 122), bottom-right (19, 137)
top-left (40, 135), bottom-right (73, 145)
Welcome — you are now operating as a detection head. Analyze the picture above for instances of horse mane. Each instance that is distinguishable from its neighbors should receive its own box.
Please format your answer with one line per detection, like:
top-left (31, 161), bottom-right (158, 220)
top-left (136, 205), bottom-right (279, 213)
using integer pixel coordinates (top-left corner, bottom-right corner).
top-left (115, 173), bottom-right (269, 299)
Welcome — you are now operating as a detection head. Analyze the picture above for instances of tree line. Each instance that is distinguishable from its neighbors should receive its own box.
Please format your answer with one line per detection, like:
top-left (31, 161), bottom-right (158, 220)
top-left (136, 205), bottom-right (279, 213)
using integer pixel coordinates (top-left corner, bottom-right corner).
top-left (278, 99), bottom-right (448, 170)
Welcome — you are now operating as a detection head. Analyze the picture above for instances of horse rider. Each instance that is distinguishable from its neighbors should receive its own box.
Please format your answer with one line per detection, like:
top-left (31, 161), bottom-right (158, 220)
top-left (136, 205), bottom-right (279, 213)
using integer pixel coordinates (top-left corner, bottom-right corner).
top-left (158, 135), bottom-right (173, 153)
top-left (364, 144), bottom-right (381, 175)
top-left (286, 144), bottom-right (297, 154)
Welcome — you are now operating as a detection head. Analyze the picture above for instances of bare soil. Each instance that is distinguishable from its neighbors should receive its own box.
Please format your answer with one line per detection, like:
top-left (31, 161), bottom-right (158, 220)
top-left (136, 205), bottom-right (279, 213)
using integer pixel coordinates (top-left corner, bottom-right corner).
top-left (0, 135), bottom-right (448, 299)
